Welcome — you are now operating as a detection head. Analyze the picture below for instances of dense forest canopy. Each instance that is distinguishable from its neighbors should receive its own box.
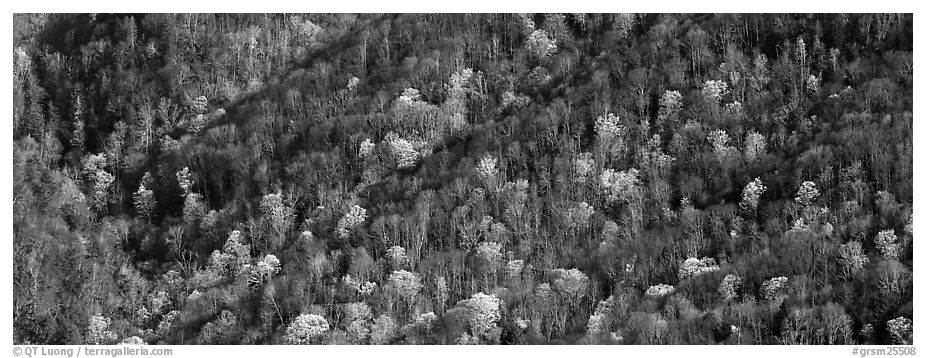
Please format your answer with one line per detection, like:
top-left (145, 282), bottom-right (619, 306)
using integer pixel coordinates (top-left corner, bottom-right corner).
top-left (12, 13), bottom-right (913, 345)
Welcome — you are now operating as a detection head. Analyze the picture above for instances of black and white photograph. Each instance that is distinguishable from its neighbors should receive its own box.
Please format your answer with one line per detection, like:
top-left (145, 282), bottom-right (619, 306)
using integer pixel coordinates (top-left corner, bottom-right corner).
top-left (8, 8), bottom-right (919, 354)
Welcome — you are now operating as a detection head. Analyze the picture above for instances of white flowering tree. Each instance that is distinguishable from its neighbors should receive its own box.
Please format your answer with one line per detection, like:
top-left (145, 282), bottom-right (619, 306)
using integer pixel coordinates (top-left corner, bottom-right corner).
top-left (359, 281), bottom-right (377, 295)
top-left (86, 315), bottom-right (117, 345)
top-left (133, 172), bottom-right (156, 222)
top-left (657, 90), bottom-right (683, 129)
top-left (447, 292), bottom-right (501, 343)
top-left (876, 260), bottom-right (910, 294)
top-left (707, 129), bottom-right (739, 168)
top-left (743, 131), bottom-right (766, 162)
top-left (343, 274), bottom-right (377, 297)
top-left (760, 276), bottom-right (788, 300)
top-left (347, 75), bottom-right (360, 93)
top-left (370, 314), bottom-right (397, 344)
top-left (645, 284), bottom-right (676, 298)
top-left (547, 268), bottom-right (590, 337)
top-left (387, 269), bottom-right (422, 312)
top-left (284, 314), bottom-right (329, 344)
top-left (702, 79), bottom-right (729, 104)
top-left (342, 302), bottom-right (373, 343)
top-left (248, 254), bottom-right (281, 286)
top-left (395, 88), bottom-right (424, 110)
top-left (600, 168), bottom-right (641, 205)
top-left (260, 192), bottom-right (294, 249)
top-left (637, 135), bottom-right (676, 180)
top-left (595, 113), bottom-right (627, 162)
top-left (551, 268), bottom-right (589, 302)
top-left (874, 229), bottom-right (901, 260)
top-left (405, 311), bottom-right (438, 343)
top-left (81, 153), bottom-right (115, 212)
top-left (189, 230), bottom-right (251, 288)
top-left (476, 241), bottom-right (504, 288)
top-left (739, 177), bottom-right (767, 213)
top-left (717, 274), bottom-right (741, 302)
top-left (586, 296), bottom-right (616, 340)
top-left (725, 101), bottom-right (745, 120)
top-left (795, 181), bottom-right (819, 207)
top-left (390, 86), bottom-right (442, 138)
top-left (386, 245), bottom-right (408, 269)
top-left (358, 138), bottom-right (376, 160)
top-left (564, 201), bottom-right (595, 235)
top-left (444, 68), bottom-right (473, 135)
top-left (337, 205), bottom-right (368, 239)
top-left (187, 95), bottom-right (209, 128)
top-left (191, 95), bottom-right (208, 114)
top-left (501, 90), bottom-right (529, 108)
top-left (806, 74), bottom-right (821, 95)
top-left (525, 29), bottom-right (556, 61)
top-left (155, 310), bottom-right (180, 340)
top-left (838, 241), bottom-right (869, 278)
top-left (678, 257), bottom-right (719, 280)
top-left (197, 310), bottom-right (240, 344)
top-left (574, 152), bottom-right (595, 184)
top-left (70, 94), bottom-right (86, 150)
top-left (119, 336), bottom-right (147, 345)
top-left (886, 317), bottom-right (913, 345)
top-left (599, 167), bottom-right (644, 234)
top-left (385, 133), bottom-right (426, 170)
top-left (182, 192), bottom-right (206, 224)
top-left (504, 259), bottom-right (524, 285)
top-left (475, 155), bottom-right (500, 190)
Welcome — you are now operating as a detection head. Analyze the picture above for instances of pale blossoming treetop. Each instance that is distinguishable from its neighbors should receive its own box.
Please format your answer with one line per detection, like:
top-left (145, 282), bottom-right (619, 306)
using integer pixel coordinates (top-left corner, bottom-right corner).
top-left (176, 166), bottom-right (194, 196)
top-left (284, 314), bottom-right (329, 344)
top-left (574, 152), bottom-right (595, 183)
top-left (448, 292), bottom-right (501, 338)
top-left (874, 229), bottom-right (901, 260)
top-left (839, 241), bottom-right (869, 276)
top-left (386, 245), bottom-right (409, 268)
top-left (505, 259), bottom-right (524, 278)
top-left (740, 177), bottom-right (767, 212)
top-left (525, 29), bottom-right (557, 60)
top-left (448, 68), bottom-right (473, 97)
top-left (476, 241), bottom-right (504, 270)
top-left (744, 131), bottom-right (766, 162)
top-left (586, 296), bottom-right (616, 336)
top-left (645, 284), bottom-right (676, 298)
top-left (595, 113), bottom-right (625, 145)
top-left (678, 257), bottom-right (719, 280)
top-left (886, 317), bottom-right (913, 345)
top-left (702, 79), bottom-right (728, 103)
top-left (475, 155), bottom-right (499, 185)
top-left (717, 274), bottom-right (741, 302)
top-left (761, 276), bottom-right (788, 299)
top-left (387, 269), bottom-right (422, 301)
top-left (347, 76), bottom-right (361, 92)
top-left (657, 90), bottom-right (683, 122)
top-left (86, 315), bottom-right (117, 345)
top-left (337, 204), bottom-right (368, 239)
top-left (359, 138), bottom-right (375, 158)
top-left (796, 181), bottom-right (819, 206)
top-left (396, 88), bottom-right (423, 108)
top-left (551, 268), bottom-right (589, 299)
top-left (600, 168), bottom-right (641, 204)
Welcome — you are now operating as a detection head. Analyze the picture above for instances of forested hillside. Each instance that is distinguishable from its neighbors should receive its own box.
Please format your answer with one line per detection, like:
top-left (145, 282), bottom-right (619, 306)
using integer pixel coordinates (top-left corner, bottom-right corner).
top-left (13, 13), bottom-right (913, 345)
